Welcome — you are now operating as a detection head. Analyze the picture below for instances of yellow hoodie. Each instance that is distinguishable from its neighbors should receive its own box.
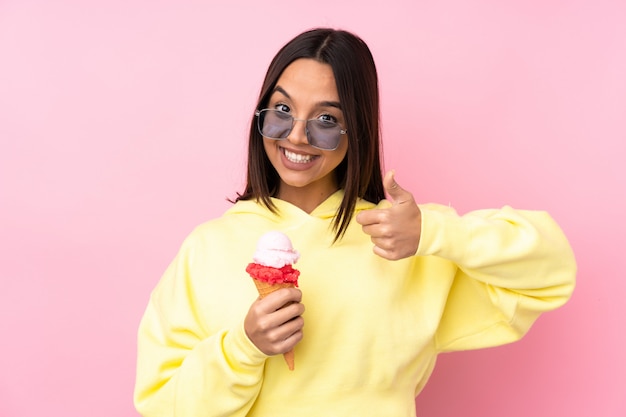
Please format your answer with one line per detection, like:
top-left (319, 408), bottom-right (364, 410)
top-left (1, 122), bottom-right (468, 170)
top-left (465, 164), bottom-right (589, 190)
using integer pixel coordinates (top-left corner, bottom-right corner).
top-left (134, 191), bottom-right (576, 417)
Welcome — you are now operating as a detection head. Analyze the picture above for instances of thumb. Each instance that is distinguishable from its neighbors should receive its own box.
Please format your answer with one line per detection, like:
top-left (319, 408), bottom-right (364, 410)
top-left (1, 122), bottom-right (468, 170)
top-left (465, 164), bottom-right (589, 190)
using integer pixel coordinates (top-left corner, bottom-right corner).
top-left (383, 170), bottom-right (412, 205)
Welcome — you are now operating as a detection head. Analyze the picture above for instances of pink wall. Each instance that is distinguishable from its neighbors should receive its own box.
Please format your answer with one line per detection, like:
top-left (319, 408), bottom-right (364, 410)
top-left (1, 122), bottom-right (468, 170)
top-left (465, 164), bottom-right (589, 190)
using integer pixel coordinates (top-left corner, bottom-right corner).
top-left (1, 1), bottom-right (624, 416)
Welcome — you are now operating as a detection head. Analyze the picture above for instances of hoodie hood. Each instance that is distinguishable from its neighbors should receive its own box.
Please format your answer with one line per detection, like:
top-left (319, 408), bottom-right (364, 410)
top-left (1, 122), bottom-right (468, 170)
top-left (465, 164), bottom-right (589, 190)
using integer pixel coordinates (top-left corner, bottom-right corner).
top-left (225, 190), bottom-right (383, 222)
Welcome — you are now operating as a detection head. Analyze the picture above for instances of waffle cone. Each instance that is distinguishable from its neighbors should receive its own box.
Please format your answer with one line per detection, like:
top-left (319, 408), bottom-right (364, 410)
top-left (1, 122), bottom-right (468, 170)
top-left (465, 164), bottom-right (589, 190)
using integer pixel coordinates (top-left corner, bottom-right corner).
top-left (253, 279), bottom-right (295, 298)
top-left (252, 278), bottom-right (296, 370)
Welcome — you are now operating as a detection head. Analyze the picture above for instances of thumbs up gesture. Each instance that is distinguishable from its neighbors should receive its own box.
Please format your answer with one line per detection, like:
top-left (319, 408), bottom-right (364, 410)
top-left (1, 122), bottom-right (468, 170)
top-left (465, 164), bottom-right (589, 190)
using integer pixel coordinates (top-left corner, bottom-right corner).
top-left (356, 170), bottom-right (422, 260)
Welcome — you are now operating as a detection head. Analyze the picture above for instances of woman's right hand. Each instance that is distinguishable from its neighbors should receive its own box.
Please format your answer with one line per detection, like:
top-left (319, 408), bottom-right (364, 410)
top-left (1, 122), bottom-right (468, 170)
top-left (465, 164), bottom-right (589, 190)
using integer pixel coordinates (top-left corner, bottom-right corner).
top-left (244, 288), bottom-right (305, 356)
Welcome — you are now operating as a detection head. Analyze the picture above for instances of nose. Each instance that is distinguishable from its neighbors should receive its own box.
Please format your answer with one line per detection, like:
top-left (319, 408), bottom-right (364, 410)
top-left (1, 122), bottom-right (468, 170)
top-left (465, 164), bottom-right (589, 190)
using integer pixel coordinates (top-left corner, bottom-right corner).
top-left (287, 118), bottom-right (309, 146)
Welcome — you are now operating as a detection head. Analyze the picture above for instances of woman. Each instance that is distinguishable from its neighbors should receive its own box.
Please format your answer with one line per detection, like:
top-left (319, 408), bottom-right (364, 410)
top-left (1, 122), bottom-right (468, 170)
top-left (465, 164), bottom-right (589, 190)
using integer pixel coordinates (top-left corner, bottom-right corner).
top-left (134, 28), bottom-right (576, 417)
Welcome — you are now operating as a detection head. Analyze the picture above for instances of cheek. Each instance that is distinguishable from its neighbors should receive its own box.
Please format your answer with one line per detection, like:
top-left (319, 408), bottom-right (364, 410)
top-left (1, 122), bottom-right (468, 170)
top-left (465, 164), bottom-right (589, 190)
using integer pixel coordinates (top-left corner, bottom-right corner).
top-left (262, 139), bottom-right (285, 173)
top-left (331, 140), bottom-right (349, 165)
top-left (262, 139), bottom-right (277, 159)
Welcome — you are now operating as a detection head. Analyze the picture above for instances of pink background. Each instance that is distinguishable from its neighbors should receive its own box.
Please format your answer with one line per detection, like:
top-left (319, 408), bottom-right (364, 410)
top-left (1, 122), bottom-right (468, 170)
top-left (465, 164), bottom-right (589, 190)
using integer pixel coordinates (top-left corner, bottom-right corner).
top-left (1, 1), bottom-right (624, 416)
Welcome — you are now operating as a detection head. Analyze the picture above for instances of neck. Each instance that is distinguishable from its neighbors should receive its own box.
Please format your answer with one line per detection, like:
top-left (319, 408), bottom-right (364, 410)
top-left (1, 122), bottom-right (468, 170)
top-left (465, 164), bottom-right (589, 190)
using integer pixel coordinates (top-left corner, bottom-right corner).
top-left (277, 184), bottom-right (339, 213)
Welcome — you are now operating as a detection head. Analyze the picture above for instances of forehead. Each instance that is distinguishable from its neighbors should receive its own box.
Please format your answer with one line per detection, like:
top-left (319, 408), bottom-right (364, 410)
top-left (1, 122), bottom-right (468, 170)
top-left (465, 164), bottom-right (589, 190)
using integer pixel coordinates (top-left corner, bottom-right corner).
top-left (274, 58), bottom-right (339, 102)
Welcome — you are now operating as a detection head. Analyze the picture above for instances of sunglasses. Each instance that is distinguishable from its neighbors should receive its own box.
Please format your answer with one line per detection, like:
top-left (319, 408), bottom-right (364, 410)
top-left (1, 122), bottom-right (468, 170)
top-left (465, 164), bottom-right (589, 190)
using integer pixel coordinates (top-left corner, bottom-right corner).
top-left (255, 109), bottom-right (347, 151)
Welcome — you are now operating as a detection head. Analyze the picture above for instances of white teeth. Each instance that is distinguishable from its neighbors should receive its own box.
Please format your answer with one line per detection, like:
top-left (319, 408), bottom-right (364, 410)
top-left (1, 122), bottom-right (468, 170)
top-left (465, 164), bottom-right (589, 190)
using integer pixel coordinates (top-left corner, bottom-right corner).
top-left (283, 148), bottom-right (314, 163)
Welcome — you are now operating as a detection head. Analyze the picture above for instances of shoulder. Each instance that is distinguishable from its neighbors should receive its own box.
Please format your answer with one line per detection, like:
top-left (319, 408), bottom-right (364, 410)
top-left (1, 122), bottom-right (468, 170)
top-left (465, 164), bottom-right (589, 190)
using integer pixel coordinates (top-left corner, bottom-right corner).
top-left (179, 200), bottom-right (280, 254)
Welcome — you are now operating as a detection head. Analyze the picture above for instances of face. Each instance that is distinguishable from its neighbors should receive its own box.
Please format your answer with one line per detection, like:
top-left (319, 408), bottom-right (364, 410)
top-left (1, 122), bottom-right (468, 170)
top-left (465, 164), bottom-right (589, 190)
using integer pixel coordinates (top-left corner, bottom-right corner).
top-left (262, 58), bottom-right (348, 208)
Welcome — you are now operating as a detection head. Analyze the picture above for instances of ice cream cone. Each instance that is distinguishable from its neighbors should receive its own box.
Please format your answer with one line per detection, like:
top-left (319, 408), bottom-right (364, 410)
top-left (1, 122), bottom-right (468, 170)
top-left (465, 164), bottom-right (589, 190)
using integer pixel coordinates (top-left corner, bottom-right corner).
top-left (282, 349), bottom-right (295, 371)
top-left (246, 231), bottom-right (301, 371)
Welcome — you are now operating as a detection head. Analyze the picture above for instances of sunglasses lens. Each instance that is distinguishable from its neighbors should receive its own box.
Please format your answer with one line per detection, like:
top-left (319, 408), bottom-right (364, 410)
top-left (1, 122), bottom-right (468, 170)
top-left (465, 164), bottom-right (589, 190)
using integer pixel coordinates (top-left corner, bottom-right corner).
top-left (307, 120), bottom-right (341, 150)
top-left (259, 110), bottom-right (292, 139)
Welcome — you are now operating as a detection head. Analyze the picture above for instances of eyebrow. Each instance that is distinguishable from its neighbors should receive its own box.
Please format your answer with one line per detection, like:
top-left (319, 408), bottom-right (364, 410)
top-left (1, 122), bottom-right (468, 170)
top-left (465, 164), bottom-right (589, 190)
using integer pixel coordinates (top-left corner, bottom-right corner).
top-left (272, 85), bottom-right (343, 110)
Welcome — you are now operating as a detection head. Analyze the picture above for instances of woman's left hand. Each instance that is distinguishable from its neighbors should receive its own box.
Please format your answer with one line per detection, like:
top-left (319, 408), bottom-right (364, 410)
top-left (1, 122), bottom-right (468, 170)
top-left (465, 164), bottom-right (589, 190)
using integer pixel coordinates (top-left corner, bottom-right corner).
top-left (356, 170), bottom-right (422, 260)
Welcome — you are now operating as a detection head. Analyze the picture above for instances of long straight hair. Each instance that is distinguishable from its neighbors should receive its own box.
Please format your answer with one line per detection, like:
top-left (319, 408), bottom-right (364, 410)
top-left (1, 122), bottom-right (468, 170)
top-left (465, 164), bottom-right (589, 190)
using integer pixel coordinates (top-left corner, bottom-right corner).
top-left (236, 28), bottom-right (385, 241)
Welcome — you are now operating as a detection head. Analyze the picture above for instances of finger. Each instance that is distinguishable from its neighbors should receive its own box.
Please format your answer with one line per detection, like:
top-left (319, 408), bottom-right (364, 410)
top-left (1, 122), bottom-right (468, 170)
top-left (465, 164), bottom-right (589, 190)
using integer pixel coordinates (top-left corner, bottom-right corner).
top-left (355, 190), bottom-right (392, 227)
top-left (273, 315), bottom-right (305, 341)
top-left (361, 222), bottom-right (394, 243)
top-left (259, 288), bottom-right (302, 312)
top-left (263, 311), bottom-right (305, 354)
top-left (372, 241), bottom-right (408, 261)
top-left (373, 245), bottom-right (399, 261)
top-left (272, 322), bottom-right (304, 354)
top-left (372, 245), bottom-right (388, 259)
top-left (271, 300), bottom-right (305, 326)
top-left (248, 299), bottom-right (303, 334)
top-left (356, 208), bottom-right (383, 227)
top-left (383, 170), bottom-right (413, 205)
top-left (356, 202), bottom-right (394, 227)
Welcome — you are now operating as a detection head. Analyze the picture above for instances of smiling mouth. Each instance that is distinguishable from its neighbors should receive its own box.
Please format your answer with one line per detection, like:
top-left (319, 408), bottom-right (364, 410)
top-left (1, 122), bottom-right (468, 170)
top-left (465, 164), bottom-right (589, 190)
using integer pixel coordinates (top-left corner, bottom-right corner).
top-left (282, 147), bottom-right (318, 164)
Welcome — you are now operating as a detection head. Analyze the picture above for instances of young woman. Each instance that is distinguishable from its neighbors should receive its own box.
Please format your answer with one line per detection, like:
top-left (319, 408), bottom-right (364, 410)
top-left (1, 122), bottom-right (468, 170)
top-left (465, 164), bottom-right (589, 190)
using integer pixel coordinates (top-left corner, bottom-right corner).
top-left (134, 28), bottom-right (576, 417)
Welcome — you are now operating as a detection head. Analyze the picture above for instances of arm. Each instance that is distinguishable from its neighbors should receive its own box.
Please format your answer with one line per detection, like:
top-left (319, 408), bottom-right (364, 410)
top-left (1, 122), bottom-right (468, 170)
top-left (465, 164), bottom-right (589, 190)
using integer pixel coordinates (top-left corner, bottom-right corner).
top-left (418, 203), bottom-right (576, 351)
top-left (357, 171), bottom-right (576, 352)
top-left (134, 236), bottom-right (267, 417)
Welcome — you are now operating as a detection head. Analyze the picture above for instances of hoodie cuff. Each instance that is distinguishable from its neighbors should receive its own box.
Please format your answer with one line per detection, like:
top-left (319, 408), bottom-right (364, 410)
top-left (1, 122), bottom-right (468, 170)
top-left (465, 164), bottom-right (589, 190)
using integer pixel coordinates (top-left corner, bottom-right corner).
top-left (222, 323), bottom-right (269, 368)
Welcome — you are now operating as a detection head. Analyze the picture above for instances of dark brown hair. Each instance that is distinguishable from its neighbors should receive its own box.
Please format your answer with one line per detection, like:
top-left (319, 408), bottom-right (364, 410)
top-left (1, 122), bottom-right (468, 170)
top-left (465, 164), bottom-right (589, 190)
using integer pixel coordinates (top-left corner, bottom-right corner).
top-left (236, 28), bottom-right (385, 241)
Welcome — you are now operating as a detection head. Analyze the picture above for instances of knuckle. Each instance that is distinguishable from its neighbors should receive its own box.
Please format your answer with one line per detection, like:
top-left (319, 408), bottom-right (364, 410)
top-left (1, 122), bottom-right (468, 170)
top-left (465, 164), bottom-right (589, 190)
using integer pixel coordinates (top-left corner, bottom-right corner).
top-left (384, 247), bottom-right (402, 260)
top-left (257, 317), bottom-right (272, 332)
top-left (379, 211), bottom-right (392, 224)
top-left (380, 224), bottom-right (394, 238)
top-left (377, 236), bottom-right (393, 249)
top-left (266, 329), bottom-right (280, 343)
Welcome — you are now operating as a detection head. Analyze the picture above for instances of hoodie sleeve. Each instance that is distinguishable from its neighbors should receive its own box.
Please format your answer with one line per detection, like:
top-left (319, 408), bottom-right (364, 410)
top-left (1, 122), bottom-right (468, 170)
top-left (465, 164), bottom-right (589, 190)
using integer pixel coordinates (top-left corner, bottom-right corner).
top-left (133, 232), bottom-right (268, 417)
top-left (415, 204), bottom-right (577, 352)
